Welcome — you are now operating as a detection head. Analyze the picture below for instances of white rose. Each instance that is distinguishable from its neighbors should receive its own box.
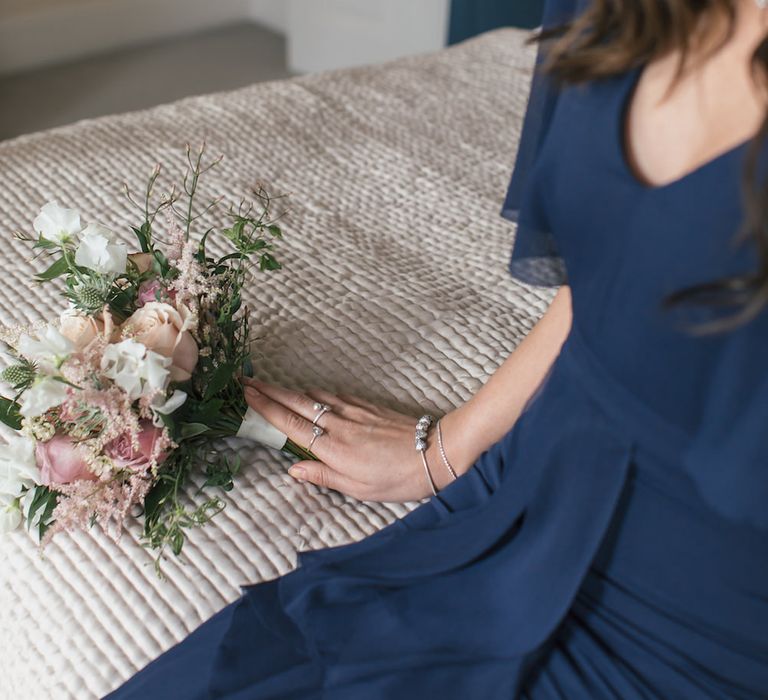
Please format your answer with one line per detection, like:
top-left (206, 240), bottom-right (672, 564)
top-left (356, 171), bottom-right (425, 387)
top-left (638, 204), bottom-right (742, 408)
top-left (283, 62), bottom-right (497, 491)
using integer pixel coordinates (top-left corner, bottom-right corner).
top-left (0, 433), bottom-right (41, 500)
top-left (74, 224), bottom-right (127, 275)
top-left (17, 324), bottom-right (74, 372)
top-left (33, 201), bottom-right (82, 244)
top-left (100, 338), bottom-right (171, 400)
top-left (18, 376), bottom-right (69, 418)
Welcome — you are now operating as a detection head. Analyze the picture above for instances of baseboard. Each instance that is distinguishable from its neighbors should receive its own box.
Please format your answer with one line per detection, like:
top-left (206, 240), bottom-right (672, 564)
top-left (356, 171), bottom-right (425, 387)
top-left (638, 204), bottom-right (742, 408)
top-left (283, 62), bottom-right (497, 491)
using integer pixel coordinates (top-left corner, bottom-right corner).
top-left (0, 0), bottom-right (287, 77)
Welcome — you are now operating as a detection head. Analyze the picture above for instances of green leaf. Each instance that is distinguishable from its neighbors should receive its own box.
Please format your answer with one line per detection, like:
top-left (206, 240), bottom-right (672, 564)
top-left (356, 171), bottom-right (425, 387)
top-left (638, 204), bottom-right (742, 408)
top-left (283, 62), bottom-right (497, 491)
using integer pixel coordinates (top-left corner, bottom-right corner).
top-left (259, 253), bottom-right (281, 271)
top-left (217, 252), bottom-right (248, 265)
top-left (35, 256), bottom-right (70, 282)
top-left (0, 397), bottom-right (22, 430)
top-left (267, 225), bottom-right (283, 239)
top-left (24, 486), bottom-right (58, 538)
top-left (202, 456), bottom-right (241, 491)
top-left (143, 478), bottom-right (175, 532)
top-left (132, 223), bottom-right (151, 253)
top-left (184, 398), bottom-right (224, 426)
top-left (33, 237), bottom-right (60, 250)
top-left (179, 422), bottom-right (211, 439)
top-left (203, 362), bottom-right (236, 401)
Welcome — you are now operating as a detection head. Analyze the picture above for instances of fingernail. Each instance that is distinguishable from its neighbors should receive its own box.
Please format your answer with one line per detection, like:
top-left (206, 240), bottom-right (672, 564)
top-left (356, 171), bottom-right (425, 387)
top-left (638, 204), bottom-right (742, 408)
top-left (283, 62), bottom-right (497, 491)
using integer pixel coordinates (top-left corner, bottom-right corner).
top-left (288, 466), bottom-right (306, 482)
top-left (245, 385), bottom-right (260, 397)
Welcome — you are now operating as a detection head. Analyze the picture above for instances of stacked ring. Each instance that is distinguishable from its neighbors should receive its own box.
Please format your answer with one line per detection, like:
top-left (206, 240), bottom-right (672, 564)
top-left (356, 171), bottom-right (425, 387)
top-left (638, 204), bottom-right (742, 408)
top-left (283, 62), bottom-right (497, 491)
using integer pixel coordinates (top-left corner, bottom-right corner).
top-left (307, 402), bottom-right (333, 451)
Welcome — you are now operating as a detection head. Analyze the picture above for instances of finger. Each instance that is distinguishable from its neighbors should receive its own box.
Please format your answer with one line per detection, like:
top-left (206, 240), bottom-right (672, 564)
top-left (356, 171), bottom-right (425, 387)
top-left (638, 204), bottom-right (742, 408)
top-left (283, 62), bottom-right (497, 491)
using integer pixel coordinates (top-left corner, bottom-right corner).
top-left (288, 460), bottom-right (368, 500)
top-left (244, 378), bottom-right (340, 427)
top-left (244, 385), bottom-right (334, 459)
top-left (305, 387), bottom-right (358, 422)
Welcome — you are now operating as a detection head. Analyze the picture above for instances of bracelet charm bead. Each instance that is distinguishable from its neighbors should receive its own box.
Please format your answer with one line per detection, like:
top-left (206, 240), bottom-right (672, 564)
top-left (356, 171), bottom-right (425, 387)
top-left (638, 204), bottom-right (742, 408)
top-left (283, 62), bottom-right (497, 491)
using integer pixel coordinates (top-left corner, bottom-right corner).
top-left (415, 414), bottom-right (437, 496)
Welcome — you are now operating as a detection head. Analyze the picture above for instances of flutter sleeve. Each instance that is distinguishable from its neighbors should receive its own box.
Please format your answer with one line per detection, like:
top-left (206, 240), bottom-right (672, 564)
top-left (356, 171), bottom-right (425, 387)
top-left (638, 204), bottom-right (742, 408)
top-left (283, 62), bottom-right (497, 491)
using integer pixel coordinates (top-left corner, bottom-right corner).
top-left (682, 321), bottom-right (768, 532)
top-left (501, 0), bottom-right (583, 287)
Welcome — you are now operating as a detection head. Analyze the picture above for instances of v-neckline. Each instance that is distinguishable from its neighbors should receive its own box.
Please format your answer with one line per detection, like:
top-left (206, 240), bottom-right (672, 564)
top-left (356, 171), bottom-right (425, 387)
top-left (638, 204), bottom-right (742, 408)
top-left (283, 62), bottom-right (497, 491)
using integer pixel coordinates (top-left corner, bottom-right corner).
top-left (617, 63), bottom-right (753, 193)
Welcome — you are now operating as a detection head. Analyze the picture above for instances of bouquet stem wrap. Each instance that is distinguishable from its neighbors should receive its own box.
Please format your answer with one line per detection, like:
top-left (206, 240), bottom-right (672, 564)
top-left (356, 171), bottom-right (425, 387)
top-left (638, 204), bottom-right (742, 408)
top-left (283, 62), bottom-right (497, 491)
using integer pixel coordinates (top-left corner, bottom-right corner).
top-left (237, 407), bottom-right (317, 462)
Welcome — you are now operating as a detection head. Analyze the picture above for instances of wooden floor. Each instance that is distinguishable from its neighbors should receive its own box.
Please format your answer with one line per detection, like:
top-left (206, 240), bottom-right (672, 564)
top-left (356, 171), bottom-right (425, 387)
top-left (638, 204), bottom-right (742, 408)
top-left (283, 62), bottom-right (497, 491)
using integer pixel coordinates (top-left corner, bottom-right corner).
top-left (0, 22), bottom-right (292, 142)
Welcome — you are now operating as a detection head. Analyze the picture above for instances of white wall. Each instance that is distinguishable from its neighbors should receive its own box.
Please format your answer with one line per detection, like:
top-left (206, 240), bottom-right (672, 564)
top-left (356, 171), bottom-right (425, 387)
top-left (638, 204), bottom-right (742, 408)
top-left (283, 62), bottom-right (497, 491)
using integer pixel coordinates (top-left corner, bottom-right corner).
top-left (0, 0), bottom-right (448, 77)
top-left (0, 0), bottom-right (287, 76)
top-left (287, 0), bottom-right (450, 73)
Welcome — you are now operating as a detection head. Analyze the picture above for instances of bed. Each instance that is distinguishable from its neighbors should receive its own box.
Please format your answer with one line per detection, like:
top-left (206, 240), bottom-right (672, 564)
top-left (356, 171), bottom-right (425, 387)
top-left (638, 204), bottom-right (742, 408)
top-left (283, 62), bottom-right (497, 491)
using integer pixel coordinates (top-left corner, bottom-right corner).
top-left (0, 28), bottom-right (552, 699)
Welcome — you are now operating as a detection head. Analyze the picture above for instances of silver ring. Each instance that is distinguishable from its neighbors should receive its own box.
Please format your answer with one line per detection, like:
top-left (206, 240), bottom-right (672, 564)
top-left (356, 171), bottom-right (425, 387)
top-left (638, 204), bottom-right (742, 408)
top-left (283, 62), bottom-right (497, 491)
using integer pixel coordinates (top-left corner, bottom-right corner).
top-left (307, 424), bottom-right (325, 452)
top-left (312, 402), bottom-right (332, 426)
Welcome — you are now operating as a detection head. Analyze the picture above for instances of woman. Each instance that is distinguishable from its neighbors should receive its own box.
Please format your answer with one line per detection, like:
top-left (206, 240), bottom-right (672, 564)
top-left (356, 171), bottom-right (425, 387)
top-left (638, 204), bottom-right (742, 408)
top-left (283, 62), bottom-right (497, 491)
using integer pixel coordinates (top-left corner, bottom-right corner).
top-left (107, 0), bottom-right (768, 697)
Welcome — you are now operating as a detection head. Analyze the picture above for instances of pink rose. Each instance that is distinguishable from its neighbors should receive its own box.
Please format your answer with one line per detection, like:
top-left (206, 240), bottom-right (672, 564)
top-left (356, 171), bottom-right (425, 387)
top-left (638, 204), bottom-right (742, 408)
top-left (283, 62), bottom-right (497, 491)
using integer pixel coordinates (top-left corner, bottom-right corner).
top-left (122, 301), bottom-right (198, 381)
top-left (104, 422), bottom-right (167, 470)
top-left (59, 308), bottom-right (105, 351)
top-left (136, 279), bottom-right (176, 306)
top-left (36, 434), bottom-right (97, 485)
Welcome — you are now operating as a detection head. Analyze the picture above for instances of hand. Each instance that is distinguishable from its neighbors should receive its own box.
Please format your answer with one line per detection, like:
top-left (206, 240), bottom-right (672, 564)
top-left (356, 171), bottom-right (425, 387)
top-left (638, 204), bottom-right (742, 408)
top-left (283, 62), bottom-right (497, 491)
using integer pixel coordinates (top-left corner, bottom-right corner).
top-left (241, 378), bottom-right (476, 502)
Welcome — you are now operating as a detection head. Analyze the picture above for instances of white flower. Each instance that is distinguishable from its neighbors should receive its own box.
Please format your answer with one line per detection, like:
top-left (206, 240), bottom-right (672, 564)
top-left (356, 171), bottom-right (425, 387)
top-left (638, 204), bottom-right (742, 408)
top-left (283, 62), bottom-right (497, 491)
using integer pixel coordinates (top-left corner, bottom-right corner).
top-left (18, 376), bottom-right (69, 418)
top-left (0, 497), bottom-right (22, 534)
top-left (152, 389), bottom-right (187, 416)
top-left (74, 224), bottom-right (127, 275)
top-left (0, 434), bottom-right (41, 502)
top-left (33, 201), bottom-right (82, 244)
top-left (101, 338), bottom-right (171, 400)
top-left (17, 324), bottom-right (74, 372)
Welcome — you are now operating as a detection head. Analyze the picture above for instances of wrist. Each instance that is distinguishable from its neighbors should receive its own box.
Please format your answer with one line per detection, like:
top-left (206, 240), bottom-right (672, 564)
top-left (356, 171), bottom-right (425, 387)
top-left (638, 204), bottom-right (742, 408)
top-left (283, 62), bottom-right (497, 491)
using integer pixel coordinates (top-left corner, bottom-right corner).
top-left (426, 406), bottom-right (479, 490)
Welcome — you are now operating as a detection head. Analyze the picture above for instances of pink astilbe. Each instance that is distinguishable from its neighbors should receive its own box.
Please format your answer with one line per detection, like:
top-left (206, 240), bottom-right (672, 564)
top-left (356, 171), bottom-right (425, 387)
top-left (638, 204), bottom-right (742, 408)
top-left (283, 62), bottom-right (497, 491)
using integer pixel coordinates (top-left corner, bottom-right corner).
top-left (168, 238), bottom-right (218, 308)
top-left (164, 212), bottom-right (186, 262)
top-left (42, 470), bottom-right (154, 545)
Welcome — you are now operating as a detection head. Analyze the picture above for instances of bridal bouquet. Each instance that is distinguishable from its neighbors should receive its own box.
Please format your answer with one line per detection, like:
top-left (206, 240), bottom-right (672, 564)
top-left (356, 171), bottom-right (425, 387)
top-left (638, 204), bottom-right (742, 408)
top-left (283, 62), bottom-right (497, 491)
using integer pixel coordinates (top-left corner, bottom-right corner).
top-left (0, 146), bottom-right (312, 571)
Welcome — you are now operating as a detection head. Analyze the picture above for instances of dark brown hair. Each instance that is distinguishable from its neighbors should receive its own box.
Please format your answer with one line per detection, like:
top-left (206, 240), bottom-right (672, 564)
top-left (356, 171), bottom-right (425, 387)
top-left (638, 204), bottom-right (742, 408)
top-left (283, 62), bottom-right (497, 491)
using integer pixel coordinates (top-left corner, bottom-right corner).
top-left (531, 1), bottom-right (768, 332)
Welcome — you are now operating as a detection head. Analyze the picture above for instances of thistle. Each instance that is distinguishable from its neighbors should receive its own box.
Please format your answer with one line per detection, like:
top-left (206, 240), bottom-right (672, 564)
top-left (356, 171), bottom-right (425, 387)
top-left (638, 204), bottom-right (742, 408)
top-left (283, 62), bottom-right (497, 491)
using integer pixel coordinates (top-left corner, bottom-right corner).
top-left (69, 283), bottom-right (109, 313)
top-left (1, 361), bottom-right (36, 390)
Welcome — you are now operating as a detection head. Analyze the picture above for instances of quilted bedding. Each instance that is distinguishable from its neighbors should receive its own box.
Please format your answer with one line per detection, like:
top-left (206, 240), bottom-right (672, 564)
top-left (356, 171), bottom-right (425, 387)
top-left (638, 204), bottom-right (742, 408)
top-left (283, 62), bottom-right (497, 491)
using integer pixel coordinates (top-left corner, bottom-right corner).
top-left (0, 28), bottom-right (553, 699)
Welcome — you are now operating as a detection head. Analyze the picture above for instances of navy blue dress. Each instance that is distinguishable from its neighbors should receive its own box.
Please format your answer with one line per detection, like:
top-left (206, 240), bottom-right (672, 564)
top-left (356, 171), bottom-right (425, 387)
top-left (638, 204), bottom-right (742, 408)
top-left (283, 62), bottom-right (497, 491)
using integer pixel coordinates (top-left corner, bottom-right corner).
top-left (106, 2), bottom-right (768, 697)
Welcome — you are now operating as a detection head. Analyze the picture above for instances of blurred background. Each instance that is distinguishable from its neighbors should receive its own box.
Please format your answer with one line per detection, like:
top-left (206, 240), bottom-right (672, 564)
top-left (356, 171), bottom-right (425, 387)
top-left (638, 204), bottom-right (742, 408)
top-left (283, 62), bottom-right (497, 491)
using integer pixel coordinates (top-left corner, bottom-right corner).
top-left (0, 0), bottom-right (544, 141)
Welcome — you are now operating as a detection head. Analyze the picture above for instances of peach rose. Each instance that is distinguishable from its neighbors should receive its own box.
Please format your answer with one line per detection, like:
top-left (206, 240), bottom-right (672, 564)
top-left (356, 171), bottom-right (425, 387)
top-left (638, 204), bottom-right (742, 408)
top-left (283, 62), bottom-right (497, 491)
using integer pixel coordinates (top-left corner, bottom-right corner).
top-left (128, 252), bottom-right (155, 274)
top-left (36, 434), bottom-right (97, 485)
top-left (59, 308), bottom-right (104, 351)
top-left (123, 301), bottom-right (198, 381)
top-left (104, 422), bottom-right (166, 470)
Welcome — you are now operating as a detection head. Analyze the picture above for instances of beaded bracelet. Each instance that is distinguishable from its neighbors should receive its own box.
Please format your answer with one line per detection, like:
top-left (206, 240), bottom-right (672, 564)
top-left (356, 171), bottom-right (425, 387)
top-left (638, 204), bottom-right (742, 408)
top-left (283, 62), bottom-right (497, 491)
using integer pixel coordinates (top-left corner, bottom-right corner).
top-left (415, 414), bottom-right (438, 496)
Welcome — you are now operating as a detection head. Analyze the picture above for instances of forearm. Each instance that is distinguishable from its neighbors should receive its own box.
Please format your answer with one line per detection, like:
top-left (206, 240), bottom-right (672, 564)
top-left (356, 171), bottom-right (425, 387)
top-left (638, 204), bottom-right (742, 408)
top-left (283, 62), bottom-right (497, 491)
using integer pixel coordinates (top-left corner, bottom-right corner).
top-left (433, 286), bottom-right (572, 485)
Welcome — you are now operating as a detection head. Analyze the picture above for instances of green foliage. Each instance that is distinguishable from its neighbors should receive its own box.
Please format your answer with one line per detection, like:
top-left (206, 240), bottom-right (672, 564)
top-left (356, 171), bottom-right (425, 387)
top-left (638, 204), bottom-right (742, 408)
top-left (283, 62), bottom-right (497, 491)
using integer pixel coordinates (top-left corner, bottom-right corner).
top-left (0, 397), bottom-right (22, 430)
top-left (24, 486), bottom-right (59, 540)
top-left (201, 454), bottom-right (241, 492)
top-left (35, 257), bottom-right (70, 282)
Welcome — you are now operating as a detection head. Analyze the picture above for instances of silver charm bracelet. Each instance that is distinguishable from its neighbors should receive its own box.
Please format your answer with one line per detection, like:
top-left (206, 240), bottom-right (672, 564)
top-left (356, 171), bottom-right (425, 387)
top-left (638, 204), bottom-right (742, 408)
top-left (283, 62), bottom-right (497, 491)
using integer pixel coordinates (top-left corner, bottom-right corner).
top-left (415, 414), bottom-right (438, 496)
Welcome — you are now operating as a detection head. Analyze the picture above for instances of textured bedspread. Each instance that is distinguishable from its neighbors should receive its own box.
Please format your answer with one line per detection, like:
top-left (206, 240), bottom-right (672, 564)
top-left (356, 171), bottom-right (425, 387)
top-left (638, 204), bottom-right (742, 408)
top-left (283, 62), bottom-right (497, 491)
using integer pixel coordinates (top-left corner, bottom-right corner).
top-left (0, 28), bottom-right (551, 699)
